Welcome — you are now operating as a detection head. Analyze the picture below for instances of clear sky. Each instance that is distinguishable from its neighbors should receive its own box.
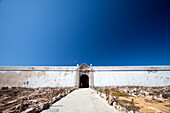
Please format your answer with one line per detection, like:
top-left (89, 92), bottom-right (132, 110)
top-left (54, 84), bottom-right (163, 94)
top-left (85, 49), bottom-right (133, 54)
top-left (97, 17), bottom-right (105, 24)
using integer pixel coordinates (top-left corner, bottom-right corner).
top-left (0, 0), bottom-right (170, 66)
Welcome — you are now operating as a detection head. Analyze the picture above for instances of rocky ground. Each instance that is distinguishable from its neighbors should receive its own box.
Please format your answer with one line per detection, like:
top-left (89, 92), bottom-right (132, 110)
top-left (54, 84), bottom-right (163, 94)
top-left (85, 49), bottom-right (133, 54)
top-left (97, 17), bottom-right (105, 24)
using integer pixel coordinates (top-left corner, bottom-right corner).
top-left (0, 87), bottom-right (75, 113)
top-left (94, 86), bottom-right (170, 113)
top-left (1, 86), bottom-right (169, 113)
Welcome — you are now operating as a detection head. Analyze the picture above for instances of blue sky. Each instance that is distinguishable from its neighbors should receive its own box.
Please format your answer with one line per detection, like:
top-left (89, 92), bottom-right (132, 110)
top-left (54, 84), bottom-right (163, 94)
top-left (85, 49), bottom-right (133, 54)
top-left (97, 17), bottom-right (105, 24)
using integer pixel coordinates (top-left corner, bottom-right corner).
top-left (0, 0), bottom-right (170, 66)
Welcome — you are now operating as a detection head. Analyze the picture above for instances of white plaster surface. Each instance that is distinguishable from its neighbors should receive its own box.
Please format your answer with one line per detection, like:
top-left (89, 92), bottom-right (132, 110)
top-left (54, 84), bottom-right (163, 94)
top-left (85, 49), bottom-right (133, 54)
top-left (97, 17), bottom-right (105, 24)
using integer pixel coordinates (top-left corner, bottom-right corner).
top-left (0, 66), bottom-right (170, 88)
top-left (0, 66), bottom-right (77, 71)
top-left (93, 66), bottom-right (170, 70)
top-left (0, 71), bottom-right (76, 88)
top-left (94, 71), bottom-right (170, 87)
top-left (25, 71), bottom-right (76, 88)
top-left (0, 71), bottom-right (7, 74)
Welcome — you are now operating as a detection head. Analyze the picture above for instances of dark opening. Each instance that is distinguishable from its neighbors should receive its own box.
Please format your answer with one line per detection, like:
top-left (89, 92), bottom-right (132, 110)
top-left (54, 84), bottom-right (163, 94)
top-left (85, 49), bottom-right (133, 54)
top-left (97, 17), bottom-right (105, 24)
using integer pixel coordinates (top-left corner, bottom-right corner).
top-left (79, 75), bottom-right (89, 88)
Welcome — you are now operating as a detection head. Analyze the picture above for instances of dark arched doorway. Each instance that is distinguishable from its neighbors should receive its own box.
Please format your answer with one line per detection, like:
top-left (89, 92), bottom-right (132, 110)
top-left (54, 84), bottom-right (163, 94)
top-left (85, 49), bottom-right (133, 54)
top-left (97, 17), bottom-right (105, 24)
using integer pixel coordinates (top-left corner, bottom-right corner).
top-left (79, 75), bottom-right (89, 88)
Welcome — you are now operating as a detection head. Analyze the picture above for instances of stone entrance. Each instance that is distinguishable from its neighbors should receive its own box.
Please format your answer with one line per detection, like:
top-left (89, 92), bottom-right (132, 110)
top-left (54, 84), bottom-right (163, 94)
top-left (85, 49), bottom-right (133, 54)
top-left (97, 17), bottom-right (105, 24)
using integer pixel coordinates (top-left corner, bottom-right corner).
top-left (75, 63), bottom-right (94, 88)
top-left (79, 74), bottom-right (89, 88)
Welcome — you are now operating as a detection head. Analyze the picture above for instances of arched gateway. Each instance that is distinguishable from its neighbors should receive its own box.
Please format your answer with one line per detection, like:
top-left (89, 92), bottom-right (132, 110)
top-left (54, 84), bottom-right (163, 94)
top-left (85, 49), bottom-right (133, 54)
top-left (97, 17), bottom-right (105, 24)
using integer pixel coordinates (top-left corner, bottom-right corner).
top-left (75, 63), bottom-right (94, 88)
top-left (79, 74), bottom-right (89, 88)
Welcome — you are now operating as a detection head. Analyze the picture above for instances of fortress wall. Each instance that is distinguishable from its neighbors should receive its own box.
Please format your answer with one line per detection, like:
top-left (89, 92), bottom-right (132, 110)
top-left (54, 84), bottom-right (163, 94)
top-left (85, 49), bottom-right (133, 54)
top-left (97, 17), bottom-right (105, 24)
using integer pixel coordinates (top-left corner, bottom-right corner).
top-left (0, 66), bottom-right (170, 88)
top-left (93, 66), bottom-right (170, 87)
top-left (0, 66), bottom-right (77, 88)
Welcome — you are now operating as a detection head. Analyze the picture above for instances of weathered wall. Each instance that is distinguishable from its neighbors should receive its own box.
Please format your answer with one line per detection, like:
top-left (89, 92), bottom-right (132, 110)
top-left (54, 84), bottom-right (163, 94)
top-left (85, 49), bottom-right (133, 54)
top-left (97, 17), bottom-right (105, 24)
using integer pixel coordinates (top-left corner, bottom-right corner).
top-left (93, 66), bottom-right (170, 87)
top-left (0, 65), bottom-right (170, 88)
top-left (93, 71), bottom-right (170, 87)
top-left (0, 66), bottom-right (77, 88)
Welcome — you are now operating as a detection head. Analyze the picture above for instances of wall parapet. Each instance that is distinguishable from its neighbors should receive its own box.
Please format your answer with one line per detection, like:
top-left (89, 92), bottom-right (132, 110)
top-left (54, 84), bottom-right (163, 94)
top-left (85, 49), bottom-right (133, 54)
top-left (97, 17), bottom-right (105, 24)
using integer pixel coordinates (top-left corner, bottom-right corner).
top-left (93, 66), bottom-right (170, 71)
top-left (1, 66), bottom-right (170, 71)
top-left (0, 66), bottom-right (77, 71)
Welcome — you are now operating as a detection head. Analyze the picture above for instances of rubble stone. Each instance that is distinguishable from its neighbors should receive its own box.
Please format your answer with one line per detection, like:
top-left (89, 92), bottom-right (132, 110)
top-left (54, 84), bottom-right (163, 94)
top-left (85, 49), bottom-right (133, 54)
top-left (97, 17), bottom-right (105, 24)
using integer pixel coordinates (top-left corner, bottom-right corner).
top-left (21, 107), bottom-right (36, 113)
top-left (0, 87), bottom-right (75, 113)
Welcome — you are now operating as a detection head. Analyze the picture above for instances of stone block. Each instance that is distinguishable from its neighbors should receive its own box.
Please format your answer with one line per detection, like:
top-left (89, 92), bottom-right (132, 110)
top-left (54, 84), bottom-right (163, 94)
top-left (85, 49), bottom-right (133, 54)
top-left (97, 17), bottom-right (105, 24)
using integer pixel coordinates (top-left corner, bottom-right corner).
top-left (21, 107), bottom-right (36, 113)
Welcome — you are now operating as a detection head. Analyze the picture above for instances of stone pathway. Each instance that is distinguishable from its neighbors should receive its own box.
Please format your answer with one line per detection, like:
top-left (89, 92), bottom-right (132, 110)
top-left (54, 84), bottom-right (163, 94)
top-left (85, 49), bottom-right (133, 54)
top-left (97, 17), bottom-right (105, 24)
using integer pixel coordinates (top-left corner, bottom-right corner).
top-left (41, 88), bottom-right (118, 113)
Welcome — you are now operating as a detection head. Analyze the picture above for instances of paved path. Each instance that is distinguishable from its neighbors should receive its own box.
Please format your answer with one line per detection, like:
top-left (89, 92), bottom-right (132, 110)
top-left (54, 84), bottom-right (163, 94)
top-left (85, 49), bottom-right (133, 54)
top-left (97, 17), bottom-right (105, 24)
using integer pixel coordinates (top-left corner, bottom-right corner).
top-left (41, 88), bottom-right (118, 113)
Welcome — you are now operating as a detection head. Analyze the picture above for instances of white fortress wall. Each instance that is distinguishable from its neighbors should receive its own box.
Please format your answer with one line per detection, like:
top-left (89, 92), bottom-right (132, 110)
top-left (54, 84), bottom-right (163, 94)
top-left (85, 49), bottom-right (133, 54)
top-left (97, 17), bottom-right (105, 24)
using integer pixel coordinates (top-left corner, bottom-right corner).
top-left (0, 65), bottom-right (170, 88)
top-left (0, 66), bottom-right (77, 88)
top-left (93, 66), bottom-right (170, 87)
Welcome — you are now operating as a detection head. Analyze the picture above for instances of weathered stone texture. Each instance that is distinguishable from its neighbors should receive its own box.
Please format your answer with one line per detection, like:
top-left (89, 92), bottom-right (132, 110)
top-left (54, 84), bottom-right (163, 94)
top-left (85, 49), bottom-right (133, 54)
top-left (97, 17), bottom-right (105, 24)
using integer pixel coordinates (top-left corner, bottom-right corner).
top-left (93, 71), bottom-right (170, 87)
top-left (0, 65), bottom-right (170, 88)
top-left (0, 70), bottom-right (76, 88)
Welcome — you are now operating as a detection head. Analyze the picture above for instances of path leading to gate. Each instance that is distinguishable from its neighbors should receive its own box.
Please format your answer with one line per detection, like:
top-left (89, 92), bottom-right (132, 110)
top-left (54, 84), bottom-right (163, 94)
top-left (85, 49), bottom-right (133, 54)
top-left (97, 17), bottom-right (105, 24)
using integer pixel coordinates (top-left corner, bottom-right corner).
top-left (41, 88), bottom-right (118, 113)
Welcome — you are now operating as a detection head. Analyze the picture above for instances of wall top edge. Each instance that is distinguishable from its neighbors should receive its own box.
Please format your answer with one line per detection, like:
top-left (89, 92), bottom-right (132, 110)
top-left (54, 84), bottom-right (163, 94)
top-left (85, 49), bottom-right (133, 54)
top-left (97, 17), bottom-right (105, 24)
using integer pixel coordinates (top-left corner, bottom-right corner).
top-left (0, 66), bottom-right (170, 71)
top-left (0, 66), bottom-right (77, 71)
top-left (92, 66), bottom-right (170, 71)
